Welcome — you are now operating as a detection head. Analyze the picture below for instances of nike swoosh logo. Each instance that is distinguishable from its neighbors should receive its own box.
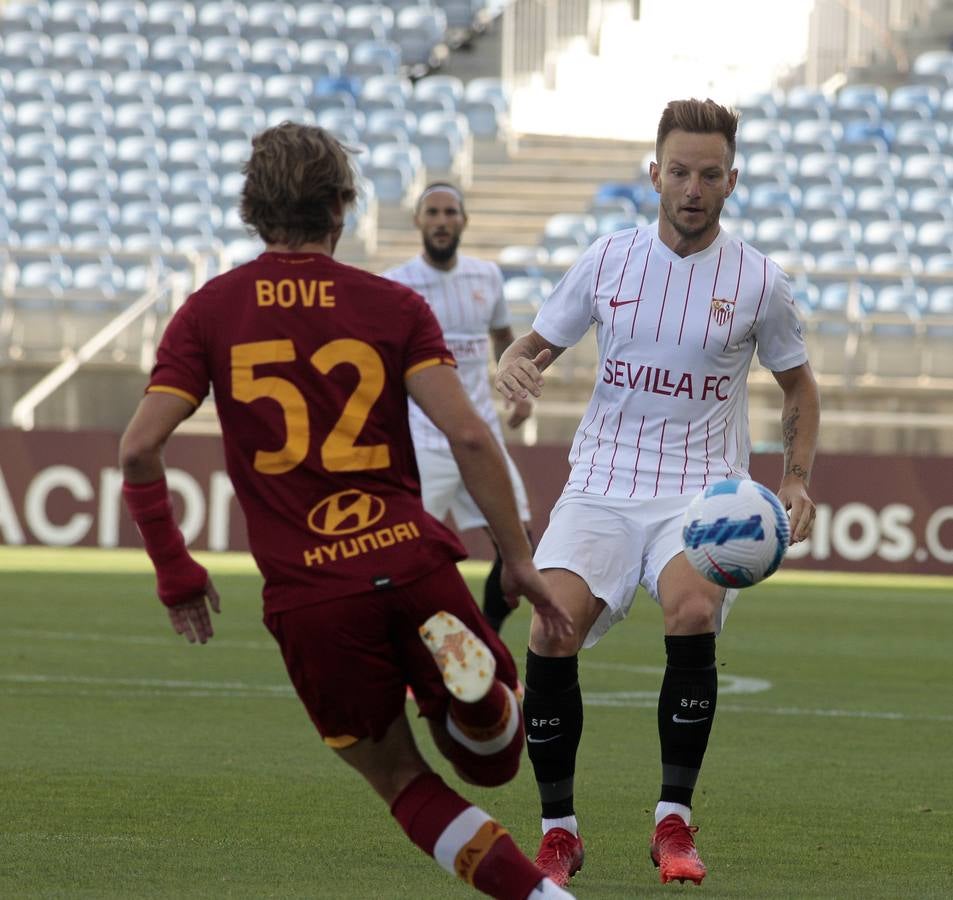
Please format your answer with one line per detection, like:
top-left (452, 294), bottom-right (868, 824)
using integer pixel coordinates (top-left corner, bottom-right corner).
top-left (608, 297), bottom-right (642, 308)
top-left (672, 714), bottom-right (709, 724)
top-left (527, 734), bottom-right (562, 743)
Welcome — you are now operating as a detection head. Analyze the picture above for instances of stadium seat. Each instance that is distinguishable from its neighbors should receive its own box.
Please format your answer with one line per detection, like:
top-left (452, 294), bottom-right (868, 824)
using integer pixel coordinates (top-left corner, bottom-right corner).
top-left (460, 98), bottom-right (505, 138)
top-left (414, 131), bottom-right (461, 173)
top-left (856, 283), bottom-right (926, 378)
top-left (465, 77), bottom-right (509, 109)
top-left (361, 73), bottom-right (414, 108)
top-left (300, 38), bottom-right (350, 72)
top-left (317, 105), bottom-right (367, 137)
top-left (359, 161), bottom-right (409, 204)
top-left (246, 36), bottom-right (299, 76)
top-left (296, 3), bottom-right (345, 35)
top-left (350, 39), bottom-right (402, 75)
top-left (414, 74), bottom-right (464, 109)
top-left (364, 107), bottom-right (415, 139)
top-left (497, 244), bottom-right (548, 279)
top-left (859, 220), bottom-right (914, 257)
top-left (416, 110), bottom-right (470, 152)
top-left (543, 213), bottom-right (597, 248)
top-left (919, 284), bottom-right (953, 377)
top-left (756, 216), bottom-right (807, 246)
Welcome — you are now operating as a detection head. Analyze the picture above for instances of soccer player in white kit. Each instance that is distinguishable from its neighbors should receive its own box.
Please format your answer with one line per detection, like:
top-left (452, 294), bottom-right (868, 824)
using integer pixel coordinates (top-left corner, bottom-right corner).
top-left (495, 99), bottom-right (820, 888)
top-left (384, 183), bottom-right (534, 633)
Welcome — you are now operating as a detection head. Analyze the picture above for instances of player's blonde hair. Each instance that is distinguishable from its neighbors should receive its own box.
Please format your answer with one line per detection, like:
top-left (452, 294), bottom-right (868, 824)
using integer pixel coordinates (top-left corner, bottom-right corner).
top-left (240, 122), bottom-right (358, 248)
top-left (655, 99), bottom-right (740, 166)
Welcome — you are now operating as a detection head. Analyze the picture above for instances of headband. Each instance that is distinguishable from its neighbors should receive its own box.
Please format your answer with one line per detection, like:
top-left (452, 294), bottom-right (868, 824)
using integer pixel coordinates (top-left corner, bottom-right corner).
top-left (417, 184), bottom-right (464, 207)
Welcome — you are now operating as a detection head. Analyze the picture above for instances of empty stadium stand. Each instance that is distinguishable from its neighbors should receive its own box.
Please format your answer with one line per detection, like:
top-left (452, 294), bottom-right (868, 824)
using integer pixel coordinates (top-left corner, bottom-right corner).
top-left (2, 0), bottom-right (952, 455)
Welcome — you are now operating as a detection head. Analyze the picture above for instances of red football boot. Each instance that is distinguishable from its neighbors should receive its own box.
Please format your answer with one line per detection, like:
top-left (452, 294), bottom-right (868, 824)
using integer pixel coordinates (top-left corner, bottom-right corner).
top-left (650, 814), bottom-right (707, 885)
top-left (535, 828), bottom-right (584, 887)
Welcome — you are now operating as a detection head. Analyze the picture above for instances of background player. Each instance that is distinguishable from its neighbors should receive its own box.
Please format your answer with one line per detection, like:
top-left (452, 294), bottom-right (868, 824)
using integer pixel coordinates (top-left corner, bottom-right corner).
top-left (494, 99), bottom-right (820, 888)
top-left (384, 184), bottom-right (534, 633)
top-left (118, 123), bottom-right (574, 900)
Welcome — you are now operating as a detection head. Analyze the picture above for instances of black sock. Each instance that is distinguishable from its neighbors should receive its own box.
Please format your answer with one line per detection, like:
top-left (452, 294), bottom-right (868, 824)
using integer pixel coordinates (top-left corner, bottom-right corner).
top-left (657, 633), bottom-right (717, 809)
top-left (524, 649), bottom-right (583, 819)
top-left (481, 551), bottom-right (509, 633)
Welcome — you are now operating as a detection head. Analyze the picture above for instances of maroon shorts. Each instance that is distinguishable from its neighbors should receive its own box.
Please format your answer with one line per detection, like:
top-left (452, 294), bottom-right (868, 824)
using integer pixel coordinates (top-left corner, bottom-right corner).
top-left (263, 562), bottom-right (520, 748)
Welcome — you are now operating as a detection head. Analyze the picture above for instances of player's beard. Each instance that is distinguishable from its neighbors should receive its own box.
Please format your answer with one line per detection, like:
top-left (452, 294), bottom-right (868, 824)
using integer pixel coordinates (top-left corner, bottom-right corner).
top-left (423, 232), bottom-right (460, 264)
top-left (661, 196), bottom-right (723, 241)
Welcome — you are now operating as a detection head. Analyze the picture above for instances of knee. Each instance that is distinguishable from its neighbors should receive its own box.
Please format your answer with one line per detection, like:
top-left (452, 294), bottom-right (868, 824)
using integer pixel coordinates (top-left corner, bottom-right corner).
top-left (663, 592), bottom-right (721, 635)
top-left (529, 614), bottom-right (586, 656)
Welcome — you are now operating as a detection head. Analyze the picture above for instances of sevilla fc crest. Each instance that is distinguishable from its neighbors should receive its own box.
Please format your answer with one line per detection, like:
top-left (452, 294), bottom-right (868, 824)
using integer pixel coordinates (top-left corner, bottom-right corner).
top-left (710, 298), bottom-right (735, 326)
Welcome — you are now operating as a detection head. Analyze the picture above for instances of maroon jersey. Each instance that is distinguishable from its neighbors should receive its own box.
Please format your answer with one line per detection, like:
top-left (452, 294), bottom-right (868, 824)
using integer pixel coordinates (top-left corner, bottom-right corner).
top-left (148, 251), bottom-right (467, 613)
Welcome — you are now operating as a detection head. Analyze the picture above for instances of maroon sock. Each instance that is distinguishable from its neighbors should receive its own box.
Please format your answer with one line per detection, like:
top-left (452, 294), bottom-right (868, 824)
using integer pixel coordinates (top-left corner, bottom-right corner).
top-left (391, 772), bottom-right (543, 900)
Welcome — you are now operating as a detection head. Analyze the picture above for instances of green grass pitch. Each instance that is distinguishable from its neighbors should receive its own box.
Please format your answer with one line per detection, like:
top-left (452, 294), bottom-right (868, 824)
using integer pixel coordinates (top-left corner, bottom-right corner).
top-left (2, 547), bottom-right (952, 898)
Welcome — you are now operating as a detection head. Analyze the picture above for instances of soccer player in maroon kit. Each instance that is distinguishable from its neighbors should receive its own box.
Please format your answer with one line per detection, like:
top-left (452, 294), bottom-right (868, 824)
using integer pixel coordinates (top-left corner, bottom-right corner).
top-left (119, 123), bottom-right (575, 900)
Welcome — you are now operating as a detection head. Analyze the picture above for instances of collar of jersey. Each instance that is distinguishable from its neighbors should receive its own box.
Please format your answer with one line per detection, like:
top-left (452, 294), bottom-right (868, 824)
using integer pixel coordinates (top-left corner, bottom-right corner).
top-left (648, 221), bottom-right (731, 266)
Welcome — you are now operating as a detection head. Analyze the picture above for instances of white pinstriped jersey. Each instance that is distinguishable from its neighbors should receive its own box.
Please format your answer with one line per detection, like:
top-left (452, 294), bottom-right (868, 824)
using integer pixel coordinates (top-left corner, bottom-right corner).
top-left (383, 254), bottom-right (509, 450)
top-left (533, 223), bottom-right (808, 501)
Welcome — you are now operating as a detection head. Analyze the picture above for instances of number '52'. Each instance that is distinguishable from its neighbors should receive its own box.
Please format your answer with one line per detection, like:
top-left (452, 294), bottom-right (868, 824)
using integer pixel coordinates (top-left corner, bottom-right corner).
top-left (231, 338), bottom-right (390, 475)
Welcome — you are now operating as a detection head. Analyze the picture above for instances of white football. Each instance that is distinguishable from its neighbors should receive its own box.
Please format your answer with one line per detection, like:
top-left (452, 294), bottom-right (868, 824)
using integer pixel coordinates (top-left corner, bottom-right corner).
top-left (682, 479), bottom-right (790, 588)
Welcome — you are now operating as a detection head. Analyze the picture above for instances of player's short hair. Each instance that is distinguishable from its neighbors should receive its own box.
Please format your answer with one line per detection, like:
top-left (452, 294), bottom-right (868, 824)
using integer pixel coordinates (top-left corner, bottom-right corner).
top-left (415, 182), bottom-right (466, 215)
top-left (655, 99), bottom-right (740, 167)
top-left (240, 122), bottom-right (357, 247)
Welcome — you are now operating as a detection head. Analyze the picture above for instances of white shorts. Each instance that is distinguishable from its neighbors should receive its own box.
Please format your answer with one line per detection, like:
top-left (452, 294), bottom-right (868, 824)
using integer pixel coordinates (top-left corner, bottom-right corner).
top-left (415, 444), bottom-right (531, 532)
top-left (534, 489), bottom-right (738, 648)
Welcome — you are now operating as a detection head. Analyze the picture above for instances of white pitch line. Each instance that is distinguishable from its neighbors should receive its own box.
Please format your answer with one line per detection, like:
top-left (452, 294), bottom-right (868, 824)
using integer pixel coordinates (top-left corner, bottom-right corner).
top-left (1, 672), bottom-right (949, 723)
top-left (4, 627), bottom-right (274, 651)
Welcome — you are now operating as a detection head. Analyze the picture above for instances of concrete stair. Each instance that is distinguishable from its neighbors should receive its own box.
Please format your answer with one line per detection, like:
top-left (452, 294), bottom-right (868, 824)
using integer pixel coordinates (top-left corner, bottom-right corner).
top-left (360, 132), bottom-right (651, 274)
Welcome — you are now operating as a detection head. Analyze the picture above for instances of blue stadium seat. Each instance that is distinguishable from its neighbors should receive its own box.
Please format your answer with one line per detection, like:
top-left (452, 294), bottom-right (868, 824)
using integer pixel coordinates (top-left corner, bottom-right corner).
top-left (806, 218), bottom-right (861, 255)
top-left (246, 37), bottom-right (299, 77)
top-left (756, 215), bottom-right (807, 246)
top-left (347, 4), bottom-right (394, 34)
top-left (300, 39), bottom-right (350, 73)
top-left (498, 244), bottom-right (548, 279)
top-left (264, 106), bottom-right (318, 127)
top-left (460, 98), bottom-right (505, 138)
top-left (96, 0), bottom-right (147, 34)
top-left (317, 105), bottom-right (366, 136)
top-left (912, 50), bottom-right (953, 82)
top-left (415, 131), bottom-right (462, 172)
top-left (216, 105), bottom-right (267, 138)
top-left (149, 34), bottom-right (202, 73)
top-left (350, 39), bottom-right (401, 75)
top-left (360, 161), bottom-right (410, 203)
top-left (246, 1), bottom-right (297, 35)
top-left (416, 110), bottom-right (470, 152)
top-left (890, 83), bottom-right (941, 117)
top-left (746, 183), bottom-right (800, 218)
top-left (465, 77), bottom-right (509, 109)
top-left (866, 251), bottom-right (919, 279)
top-left (837, 83), bottom-right (888, 113)
top-left (414, 74), bottom-right (464, 109)
top-left (296, 3), bottom-right (345, 38)
top-left (365, 107), bottom-right (416, 136)
top-left (361, 74), bottom-right (414, 108)
top-left (146, 0), bottom-right (195, 35)
top-left (543, 213), bottom-right (597, 248)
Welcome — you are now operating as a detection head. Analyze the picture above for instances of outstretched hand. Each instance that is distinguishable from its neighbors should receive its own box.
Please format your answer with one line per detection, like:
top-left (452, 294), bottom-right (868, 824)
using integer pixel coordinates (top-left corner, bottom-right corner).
top-left (500, 558), bottom-right (573, 641)
top-left (167, 579), bottom-right (221, 644)
top-left (495, 349), bottom-right (552, 402)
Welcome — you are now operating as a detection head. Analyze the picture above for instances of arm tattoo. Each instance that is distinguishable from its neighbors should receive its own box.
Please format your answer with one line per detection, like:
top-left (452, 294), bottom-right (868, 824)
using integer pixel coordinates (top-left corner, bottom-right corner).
top-left (782, 406), bottom-right (809, 481)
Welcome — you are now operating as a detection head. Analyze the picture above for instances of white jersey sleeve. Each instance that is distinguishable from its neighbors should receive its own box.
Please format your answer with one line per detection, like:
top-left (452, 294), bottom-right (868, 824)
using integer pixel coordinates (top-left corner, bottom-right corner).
top-left (532, 234), bottom-right (609, 347)
top-left (754, 268), bottom-right (809, 373)
top-left (487, 262), bottom-right (509, 331)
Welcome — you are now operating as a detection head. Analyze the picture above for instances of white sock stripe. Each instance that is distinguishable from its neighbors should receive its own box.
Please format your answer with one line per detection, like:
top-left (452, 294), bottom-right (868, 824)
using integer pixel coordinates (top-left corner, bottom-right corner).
top-left (445, 685), bottom-right (520, 756)
top-left (432, 806), bottom-right (491, 875)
